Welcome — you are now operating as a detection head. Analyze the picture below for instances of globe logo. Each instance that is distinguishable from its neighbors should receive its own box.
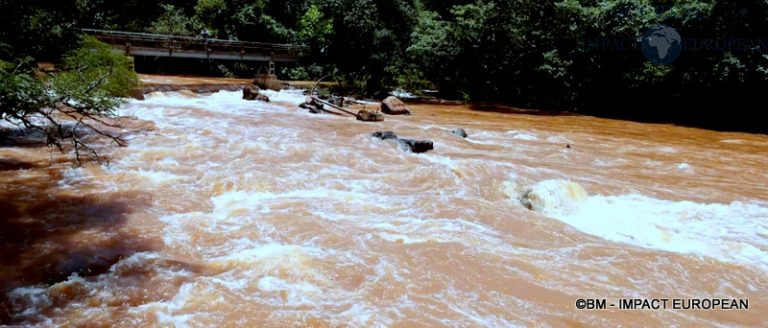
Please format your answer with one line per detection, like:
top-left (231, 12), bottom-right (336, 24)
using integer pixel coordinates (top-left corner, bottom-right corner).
top-left (641, 25), bottom-right (682, 65)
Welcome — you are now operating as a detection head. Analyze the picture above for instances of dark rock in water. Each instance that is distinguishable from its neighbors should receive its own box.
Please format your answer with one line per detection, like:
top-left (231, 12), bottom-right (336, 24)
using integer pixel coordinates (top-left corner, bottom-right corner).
top-left (381, 96), bottom-right (411, 115)
top-left (242, 85), bottom-right (260, 99)
top-left (242, 85), bottom-right (270, 102)
top-left (450, 128), bottom-right (468, 138)
top-left (398, 139), bottom-right (434, 153)
top-left (372, 131), bottom-right (433, 153)
top-left (356, 110), bottom-right (384, 122)
top-left (372, 131), bottom-right (398, 140)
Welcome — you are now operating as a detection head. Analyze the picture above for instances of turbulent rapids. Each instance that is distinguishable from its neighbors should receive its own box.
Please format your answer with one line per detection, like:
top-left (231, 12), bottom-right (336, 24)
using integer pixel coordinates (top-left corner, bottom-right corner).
top-left (1, 79), bottom-right (768, 326)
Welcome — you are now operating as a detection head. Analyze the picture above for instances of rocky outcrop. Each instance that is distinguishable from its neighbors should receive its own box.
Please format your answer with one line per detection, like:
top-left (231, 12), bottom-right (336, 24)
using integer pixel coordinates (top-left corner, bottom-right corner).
top-left (398, 139), bottom-right (433, 153)
top-left (242, 85), bottom-right (270, 102)
top-left (381, 96), bottom-right (411, 115)
top-left (371, 131), bottom-right (433, 153)
top-left (450, 128), bottom-right (468, 138)
top-left (356, 110), bottom-right (384, 122)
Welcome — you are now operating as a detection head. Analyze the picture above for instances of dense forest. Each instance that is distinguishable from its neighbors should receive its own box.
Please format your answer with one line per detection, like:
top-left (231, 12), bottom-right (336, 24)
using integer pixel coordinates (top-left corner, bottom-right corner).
top-left (2, 0), bottom-right (768, 131)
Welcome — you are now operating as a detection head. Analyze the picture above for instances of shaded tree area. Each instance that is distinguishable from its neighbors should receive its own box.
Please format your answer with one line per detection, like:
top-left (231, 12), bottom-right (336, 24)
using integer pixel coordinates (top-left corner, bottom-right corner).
top-left (2, 0), bottom-right (768, 132)
top-left (1, 1), bottom-right (140, 164)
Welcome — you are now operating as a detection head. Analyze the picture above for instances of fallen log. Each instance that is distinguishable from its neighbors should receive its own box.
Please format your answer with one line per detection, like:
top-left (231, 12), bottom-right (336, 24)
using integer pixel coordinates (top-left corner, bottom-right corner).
top-left (310, 96), bottom-right (358, 117)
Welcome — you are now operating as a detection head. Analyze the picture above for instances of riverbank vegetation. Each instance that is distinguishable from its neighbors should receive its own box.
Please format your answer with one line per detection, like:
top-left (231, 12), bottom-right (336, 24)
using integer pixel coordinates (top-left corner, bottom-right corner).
top-left (1, 34), bottom-right (138, 163)
top-left (1, 0), bottom-right (767, 132)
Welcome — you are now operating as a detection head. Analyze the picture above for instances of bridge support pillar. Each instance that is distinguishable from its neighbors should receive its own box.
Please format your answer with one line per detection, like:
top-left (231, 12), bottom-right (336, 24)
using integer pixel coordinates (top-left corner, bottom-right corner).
top-left (268, 60), bottom-right (276, 75)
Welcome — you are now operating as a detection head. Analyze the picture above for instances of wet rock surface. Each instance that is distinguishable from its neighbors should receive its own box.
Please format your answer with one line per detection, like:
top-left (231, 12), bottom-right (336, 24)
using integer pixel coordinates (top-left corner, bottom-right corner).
top-left (356, 110), bottom-right (384, 122)
top-left (372, 131), bottom-right (433, 153)
top-left (398, 139), bottom-right (434, 153)
top-left (242, 85), bottom-right (270, 102)
top-left (381, 96), bottom-right (411, 115)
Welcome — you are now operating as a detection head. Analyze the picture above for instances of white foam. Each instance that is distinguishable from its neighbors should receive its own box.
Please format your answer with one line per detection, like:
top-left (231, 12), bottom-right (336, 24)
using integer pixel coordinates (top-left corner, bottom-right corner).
top-left (260, 89), bottom-right (307, 105)
top-left (677, 162), bottom-right (693, 172)
top-left (123, 89), bottom-right (306, 120)
top-left (211, 189), bottom-right (370, 213)
top-left (257, 276), bottom-right (322, 305)
top-left (133, 169), bottom-right (185, 184)
top-left (506, 130), bottom-right (539, 141)
top-left (540, 192), bottom-right (768, 270)
top-left (520, 179), bottom-right (589, 212)
top-left (58, 167), bottom-right (89, 187)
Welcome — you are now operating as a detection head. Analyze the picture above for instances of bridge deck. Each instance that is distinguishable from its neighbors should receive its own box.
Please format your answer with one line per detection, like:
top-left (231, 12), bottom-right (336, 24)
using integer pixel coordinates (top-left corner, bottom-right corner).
top-left (82, 29), bottom-right (307, 62)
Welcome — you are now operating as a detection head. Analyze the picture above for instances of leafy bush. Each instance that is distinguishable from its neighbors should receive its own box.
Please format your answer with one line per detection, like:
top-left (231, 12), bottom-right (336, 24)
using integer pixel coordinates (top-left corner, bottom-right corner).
top-left (1, 35), bottom-right (139, 163)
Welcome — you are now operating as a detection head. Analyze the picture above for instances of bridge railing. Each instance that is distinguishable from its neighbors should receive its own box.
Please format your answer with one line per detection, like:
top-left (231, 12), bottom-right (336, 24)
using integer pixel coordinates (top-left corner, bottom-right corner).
top-left (81, 28), bottom-right (309, 54)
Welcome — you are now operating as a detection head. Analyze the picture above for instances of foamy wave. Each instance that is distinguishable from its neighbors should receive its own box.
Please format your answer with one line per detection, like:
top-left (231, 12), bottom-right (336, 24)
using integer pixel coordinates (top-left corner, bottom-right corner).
top-left (519, 179), bottom-right (589, 212)
top-left (123, 89), bottom-right (306, 120)
top-left (260, 89), bottom-right (307, 105)
top-left (506, 130), bottom-right (539, 141)
top-left (528, 182), bottom-right (768, 269)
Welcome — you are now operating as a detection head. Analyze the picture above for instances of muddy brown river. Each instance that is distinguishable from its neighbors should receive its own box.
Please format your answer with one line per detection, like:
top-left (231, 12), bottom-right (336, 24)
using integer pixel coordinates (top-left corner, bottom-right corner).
top-left (1, 76), bottom-right (767, 326)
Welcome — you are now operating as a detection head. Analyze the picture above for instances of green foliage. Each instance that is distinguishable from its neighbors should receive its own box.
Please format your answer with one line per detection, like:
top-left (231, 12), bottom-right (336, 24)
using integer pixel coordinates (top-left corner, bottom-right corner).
top-left (194, 0), bottom-right (228, 36)
top-left (298, 5), bottom-right (334, 47)
top-left (282, 66), bottom-right (310, 80)
top-left (0, 59), bottom-right (49, 120)
top-left (148, 4), bottom-right (202, 36)
top-left (53, 36), bottom-right (140, 111)
top-left (1, 35), bottom-right (138, 118)
top-left (1, 35), bottom-right (139, 162)
top-left (1, 0), bottom-right (767, 131)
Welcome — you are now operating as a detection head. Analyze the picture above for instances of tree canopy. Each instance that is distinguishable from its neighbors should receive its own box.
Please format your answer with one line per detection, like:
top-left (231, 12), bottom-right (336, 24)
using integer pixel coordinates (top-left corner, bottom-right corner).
top-left (1, 0), bottom-right (767, 133)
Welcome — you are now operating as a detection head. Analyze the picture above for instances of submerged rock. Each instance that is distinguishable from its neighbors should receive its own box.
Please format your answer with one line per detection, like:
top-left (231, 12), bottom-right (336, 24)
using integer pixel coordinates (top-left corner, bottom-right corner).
top-left (398, 139), bottom-right (434, 153)
top-left (356, 110), bottom-right (384, 122)
top-left (242, 85), bottom-right (270, 102)
top-left (450, 128), bottom-right (468, 138)
top-left (520, 180), bottom-right (588, 212)
top-left (372, 131), bottom-right (433, 153)
top-left (381, 96), bottom-right (411, 115)
top-left (372, 131), bottom-right (398, 140)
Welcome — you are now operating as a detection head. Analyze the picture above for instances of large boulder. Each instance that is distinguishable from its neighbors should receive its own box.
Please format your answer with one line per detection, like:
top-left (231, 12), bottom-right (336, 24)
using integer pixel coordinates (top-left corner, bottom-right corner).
top-left (243, 85), bottom-right (270, 102)
top-left (356, 110), bottom-right (384, 122)
top-left (381, 96), bottom-right (411, 115)
top-left (398, 139), bottom-right (433, 153)
top-left (371, 131), bottom-right (433, 153)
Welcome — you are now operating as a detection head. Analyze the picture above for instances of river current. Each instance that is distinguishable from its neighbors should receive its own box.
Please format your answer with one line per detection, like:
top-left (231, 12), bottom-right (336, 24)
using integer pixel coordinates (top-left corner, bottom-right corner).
top-left (1, 77), bottom-right (767, 326)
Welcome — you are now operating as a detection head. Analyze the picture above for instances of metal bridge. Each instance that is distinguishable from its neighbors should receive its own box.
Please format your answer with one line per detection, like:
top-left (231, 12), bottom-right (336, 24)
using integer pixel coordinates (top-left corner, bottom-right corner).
top-left (82, 29), bottom-right (307, 63)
